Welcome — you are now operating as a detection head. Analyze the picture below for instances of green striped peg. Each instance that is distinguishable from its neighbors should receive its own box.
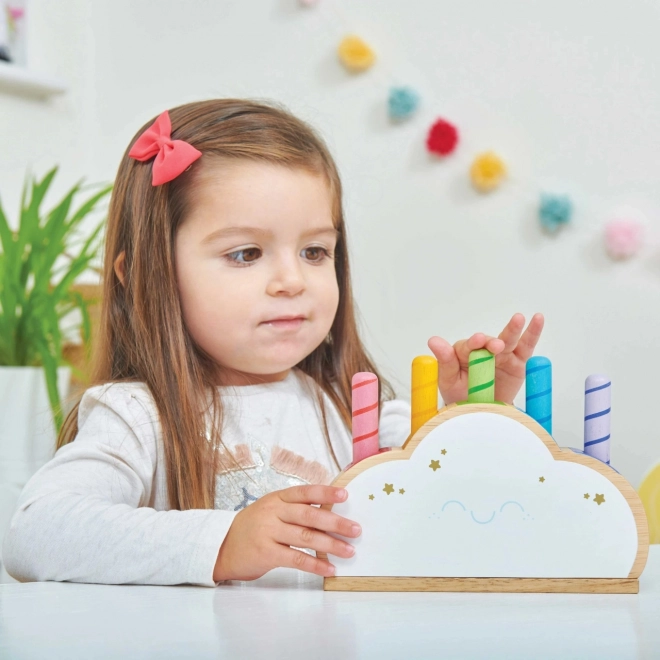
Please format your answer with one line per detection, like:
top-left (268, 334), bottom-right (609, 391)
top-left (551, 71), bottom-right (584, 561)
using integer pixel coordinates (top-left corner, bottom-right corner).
top-left (467, 349), bottom-right (495, 403)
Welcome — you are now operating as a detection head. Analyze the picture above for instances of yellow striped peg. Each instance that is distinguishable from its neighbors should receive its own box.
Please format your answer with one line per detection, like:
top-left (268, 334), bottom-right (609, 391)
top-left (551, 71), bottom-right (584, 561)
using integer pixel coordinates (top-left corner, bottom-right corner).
top-left (411, 355), bottom-right (438, 435)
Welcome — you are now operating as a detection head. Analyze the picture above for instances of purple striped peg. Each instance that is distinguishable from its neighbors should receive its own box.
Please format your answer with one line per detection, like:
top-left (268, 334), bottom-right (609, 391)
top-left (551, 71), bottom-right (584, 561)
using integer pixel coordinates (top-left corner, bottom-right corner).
top-left (584, 374), bottom-right (611, 465)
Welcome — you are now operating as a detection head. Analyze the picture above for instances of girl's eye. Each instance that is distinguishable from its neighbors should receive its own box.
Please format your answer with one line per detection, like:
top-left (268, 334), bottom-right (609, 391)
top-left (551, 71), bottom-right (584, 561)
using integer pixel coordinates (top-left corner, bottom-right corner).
top-left (225, 247), bottom-right (262, 265)
top-left (302, 246), bottom-right (331, 262)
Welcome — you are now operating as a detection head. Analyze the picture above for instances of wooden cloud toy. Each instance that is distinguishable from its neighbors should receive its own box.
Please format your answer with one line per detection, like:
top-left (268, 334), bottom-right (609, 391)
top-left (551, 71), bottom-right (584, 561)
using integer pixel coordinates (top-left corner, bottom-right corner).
top-left (321, 351), bottom-right (649, 593)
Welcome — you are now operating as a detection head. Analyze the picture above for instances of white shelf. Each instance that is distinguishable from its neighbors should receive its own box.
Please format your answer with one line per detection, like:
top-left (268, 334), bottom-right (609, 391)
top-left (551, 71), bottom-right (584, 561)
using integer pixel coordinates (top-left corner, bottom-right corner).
top-left (0, 61), bottom-right (67, 99)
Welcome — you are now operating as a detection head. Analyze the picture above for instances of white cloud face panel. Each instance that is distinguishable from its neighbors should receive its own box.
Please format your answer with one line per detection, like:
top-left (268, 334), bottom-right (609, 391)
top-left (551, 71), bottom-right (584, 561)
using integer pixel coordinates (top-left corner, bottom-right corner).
top-left (332, 413), bottom-right (638, 578)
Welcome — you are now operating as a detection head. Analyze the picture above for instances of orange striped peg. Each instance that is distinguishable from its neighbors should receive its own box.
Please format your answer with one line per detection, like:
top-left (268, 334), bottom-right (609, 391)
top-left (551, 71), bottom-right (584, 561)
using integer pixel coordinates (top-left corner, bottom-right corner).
top-left (352, 372), bottom-right (380, 463)
top-left (411, 356), bottom-right (438, 436)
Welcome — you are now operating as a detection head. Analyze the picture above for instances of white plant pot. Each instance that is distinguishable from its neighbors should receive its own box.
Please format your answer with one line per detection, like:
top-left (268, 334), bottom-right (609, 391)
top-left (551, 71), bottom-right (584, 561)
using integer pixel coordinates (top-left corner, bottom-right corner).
top-left (0, 366), bottom-right (71, 580)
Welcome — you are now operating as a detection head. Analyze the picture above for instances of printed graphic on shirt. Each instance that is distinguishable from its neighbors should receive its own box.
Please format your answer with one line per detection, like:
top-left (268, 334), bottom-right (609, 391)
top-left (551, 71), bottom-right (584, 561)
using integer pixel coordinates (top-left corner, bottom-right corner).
top-left (234, 487), bottom-right (258, 511)
top-left (270, 446), bottom-right (330, 485)
top-left (214, 442), bottom-right (331, 511)
top-left (216, 443), bottom-right (257, 474)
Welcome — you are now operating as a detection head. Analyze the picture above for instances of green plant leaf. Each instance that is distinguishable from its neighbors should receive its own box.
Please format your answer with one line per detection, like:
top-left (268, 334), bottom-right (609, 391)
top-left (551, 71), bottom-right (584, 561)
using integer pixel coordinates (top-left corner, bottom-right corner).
top-left (35, 336), bottom-right (63, 431)
top-left (66, 289), bottom-right (93, 349)
top-left (16, 168), bottom-right (58, 267)
top-left (0, 196), bottom-right (14, 254)
top-left (67, 184), bottom-right (112, 228)
top-left (0, 198), bottom-right (19, 363)
top-left (50, 222), bottom-right (104, 302)
top-left (32, 184), bottom-right (81, 288)
top-left (0, 169), bottom-right (112, 429)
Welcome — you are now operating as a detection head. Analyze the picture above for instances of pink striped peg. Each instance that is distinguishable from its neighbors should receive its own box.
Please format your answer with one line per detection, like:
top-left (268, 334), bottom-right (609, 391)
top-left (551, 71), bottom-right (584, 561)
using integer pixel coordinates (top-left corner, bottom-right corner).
top-left (352, 372), bottom-right (380, 463)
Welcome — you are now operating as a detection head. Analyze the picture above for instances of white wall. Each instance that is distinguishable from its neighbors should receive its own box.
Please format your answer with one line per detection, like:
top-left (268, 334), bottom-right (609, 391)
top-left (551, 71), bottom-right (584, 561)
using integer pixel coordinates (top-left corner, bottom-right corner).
top-left (2, 0), bottom-right (660, 487)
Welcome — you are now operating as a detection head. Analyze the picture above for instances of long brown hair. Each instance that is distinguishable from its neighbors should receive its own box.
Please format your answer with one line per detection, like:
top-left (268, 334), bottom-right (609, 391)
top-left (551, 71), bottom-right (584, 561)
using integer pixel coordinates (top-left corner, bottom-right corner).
top-left (58, 99), bottom-right (394, 510)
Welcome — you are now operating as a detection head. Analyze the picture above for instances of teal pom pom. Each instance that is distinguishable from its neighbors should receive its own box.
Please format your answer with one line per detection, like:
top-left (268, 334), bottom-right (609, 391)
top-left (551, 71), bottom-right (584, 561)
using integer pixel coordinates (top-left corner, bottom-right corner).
top-left (539, 194), bottom-right (572, 232)
top-left (388, 86), bottom-right (420, 120)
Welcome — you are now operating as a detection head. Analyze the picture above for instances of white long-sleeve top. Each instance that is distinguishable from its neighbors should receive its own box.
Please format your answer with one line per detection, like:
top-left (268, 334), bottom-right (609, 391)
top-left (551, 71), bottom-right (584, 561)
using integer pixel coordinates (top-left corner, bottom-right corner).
top-left (2, 368), bottom-right (411, 587)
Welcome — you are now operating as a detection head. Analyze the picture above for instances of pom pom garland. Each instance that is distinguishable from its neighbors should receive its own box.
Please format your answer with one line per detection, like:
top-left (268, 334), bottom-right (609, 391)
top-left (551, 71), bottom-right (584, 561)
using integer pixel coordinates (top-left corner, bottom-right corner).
top-left (470, 151), bottom-right (507, 193)
top-left (303, 4), bottom-right (650, 266)
top-left (426, 118), bottom-right (459, 156)
top-left (604, 218), bottom-right (643, 259)
top-left (539, 194), bottom-right (573, 233)
top-left (338, 35), bottom-right (376, 72)
top-left (388, 86), bottom-right (420, 121)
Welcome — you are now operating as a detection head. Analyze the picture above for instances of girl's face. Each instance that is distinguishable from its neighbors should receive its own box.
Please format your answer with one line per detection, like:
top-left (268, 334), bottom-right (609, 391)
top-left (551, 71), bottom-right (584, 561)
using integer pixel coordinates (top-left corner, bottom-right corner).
top-left (175, 161), bottom-right (340, 386)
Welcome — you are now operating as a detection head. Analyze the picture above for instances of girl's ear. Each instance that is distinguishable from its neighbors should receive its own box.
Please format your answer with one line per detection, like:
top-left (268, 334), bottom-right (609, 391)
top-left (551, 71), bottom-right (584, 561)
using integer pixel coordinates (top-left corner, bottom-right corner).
top-left (114, 251), bottom-right (126, 287)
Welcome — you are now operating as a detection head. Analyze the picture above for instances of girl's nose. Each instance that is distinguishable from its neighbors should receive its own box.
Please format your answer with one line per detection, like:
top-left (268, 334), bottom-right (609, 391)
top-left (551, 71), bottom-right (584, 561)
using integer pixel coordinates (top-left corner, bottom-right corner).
top-left (266, 257), bottom-right (306, 297)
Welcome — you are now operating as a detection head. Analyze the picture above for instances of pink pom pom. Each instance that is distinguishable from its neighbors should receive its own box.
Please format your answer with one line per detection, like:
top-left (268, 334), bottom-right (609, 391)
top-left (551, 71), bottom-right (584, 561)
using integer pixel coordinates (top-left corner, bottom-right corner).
top-left (604, 218), bottom-right (643, 259)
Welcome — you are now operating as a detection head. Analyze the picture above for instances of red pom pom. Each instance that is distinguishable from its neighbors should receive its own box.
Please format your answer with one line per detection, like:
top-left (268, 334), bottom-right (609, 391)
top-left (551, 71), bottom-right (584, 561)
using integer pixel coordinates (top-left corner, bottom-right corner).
top-left (426, 118), bottom-right (459, 156)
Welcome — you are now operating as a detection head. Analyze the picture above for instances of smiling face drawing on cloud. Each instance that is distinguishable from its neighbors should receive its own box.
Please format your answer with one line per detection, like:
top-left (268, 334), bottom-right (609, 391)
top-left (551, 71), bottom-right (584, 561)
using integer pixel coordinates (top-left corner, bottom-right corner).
top-left (328, 407), bottom-right (646, 579)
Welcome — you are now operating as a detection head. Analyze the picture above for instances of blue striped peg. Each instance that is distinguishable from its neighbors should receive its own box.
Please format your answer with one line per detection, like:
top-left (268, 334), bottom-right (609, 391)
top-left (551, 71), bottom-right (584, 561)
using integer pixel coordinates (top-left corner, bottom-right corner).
top-left (526, 356), bottom-right (552, 434)
top-left (584, 374), bottom-right (611, 465)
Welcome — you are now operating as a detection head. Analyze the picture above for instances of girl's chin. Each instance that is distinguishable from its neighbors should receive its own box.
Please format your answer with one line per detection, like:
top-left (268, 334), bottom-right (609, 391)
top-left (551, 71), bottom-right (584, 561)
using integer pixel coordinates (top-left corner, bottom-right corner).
top-left (215, 341), bottom-right (326, 385)
top-left (215, 363), bottom-right (298, 386)
top-left (216, 371), bottom-right (288, 387)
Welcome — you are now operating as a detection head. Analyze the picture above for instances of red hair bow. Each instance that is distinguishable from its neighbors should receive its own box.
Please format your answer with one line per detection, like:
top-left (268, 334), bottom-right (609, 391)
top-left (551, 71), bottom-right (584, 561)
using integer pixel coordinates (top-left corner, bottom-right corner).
top-left (128, 110), bottom-right (202, 186)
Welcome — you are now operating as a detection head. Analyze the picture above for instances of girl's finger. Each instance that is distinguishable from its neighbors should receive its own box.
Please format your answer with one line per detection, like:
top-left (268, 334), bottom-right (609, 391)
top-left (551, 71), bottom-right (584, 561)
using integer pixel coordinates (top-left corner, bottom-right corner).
top-left (279, 485), bottom-right (348, 506)
top-left (279, 503), bottom-right (361, 538)
top-left (497, 313), bottom-right (526, 353)
top-left (454, 336), bottom-right (482, 364)
top-left (483, 335), bottom-right (506, 355)
top-left (427, 336), bottom-right (457, 365)
top-left (428, 336), bottom-right (461, 386)
top-left (275, 545), bottom-right (336, 577)
top-left (458, 334), bottom-right (504, 363)
top-left (276, 523), bottom-right (355, 559)
top-left (513, 313), bottom-right (545, 361)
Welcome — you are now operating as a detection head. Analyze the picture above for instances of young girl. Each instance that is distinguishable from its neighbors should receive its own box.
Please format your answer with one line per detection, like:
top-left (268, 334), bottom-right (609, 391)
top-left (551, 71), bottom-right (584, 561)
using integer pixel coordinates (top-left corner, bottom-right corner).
top-left (2, 99), bottom-right (543, 586)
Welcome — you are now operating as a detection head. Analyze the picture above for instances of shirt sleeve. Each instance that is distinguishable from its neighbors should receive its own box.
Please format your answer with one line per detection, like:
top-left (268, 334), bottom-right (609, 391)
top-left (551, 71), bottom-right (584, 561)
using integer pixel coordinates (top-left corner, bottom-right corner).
top-left (379, 398), bottom-right (412, 448)
top-left (1, 383), bottom-right (236, 587)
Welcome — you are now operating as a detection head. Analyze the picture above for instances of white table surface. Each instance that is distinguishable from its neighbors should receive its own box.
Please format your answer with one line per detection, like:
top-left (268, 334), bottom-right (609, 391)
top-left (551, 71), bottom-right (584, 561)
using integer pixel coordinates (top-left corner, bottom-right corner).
top-left (1, 546), bottom-right (659, 660)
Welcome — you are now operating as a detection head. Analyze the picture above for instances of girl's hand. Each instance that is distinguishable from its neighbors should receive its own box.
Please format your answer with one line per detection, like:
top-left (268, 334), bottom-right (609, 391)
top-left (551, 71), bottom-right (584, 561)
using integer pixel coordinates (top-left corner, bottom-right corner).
top-left (213, 485), bottom-right (360, 582)
top-left (427, 313), bottom-right (545, 405)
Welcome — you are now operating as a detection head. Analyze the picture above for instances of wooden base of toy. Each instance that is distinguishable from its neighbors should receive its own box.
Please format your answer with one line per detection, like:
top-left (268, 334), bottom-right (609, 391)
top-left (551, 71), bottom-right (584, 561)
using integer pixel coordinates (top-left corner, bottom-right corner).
top-left (323, 576), bottom-right (639, 594)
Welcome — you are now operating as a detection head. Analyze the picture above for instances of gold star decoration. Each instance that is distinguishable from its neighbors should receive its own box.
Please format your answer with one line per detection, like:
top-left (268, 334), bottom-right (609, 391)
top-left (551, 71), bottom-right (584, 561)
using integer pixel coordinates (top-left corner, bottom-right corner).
top-left (584, 493), bottom-right (590, 500)
top-left (429, 460), bottom-right (441, 471)
top-left (441, 449), bottom-right (447, 455)
top-left (594, 493), bottom-right (605, 506)
top-left (369, 494), bottom-right (375, 500)
top-left (539, 476), bottom-right (545, 483)
top-left (383, 483), bottom-right (395, 495)
top-left (399, 488), bottom-right (405, 495)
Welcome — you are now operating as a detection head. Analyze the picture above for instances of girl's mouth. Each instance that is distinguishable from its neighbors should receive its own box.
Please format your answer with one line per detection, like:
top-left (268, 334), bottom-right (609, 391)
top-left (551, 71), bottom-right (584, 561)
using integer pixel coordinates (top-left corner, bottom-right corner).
top-left (261, 316), bottom-right (306, 330)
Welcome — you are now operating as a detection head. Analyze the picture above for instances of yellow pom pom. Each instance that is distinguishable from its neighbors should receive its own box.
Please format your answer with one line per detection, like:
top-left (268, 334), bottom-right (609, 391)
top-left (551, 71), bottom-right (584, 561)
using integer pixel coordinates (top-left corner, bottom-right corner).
top-left (338, 35), bottom-right (376, 73)
top-left (470, 151), bottom-right (507, 193)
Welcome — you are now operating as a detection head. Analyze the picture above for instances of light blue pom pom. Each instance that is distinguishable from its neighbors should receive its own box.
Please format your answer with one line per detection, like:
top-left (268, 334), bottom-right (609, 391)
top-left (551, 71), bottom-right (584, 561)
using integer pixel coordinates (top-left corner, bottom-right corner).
top-left (539, 193), bottom-right (573, 232)
top-left (388, 86), bottom-right (420, 120)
